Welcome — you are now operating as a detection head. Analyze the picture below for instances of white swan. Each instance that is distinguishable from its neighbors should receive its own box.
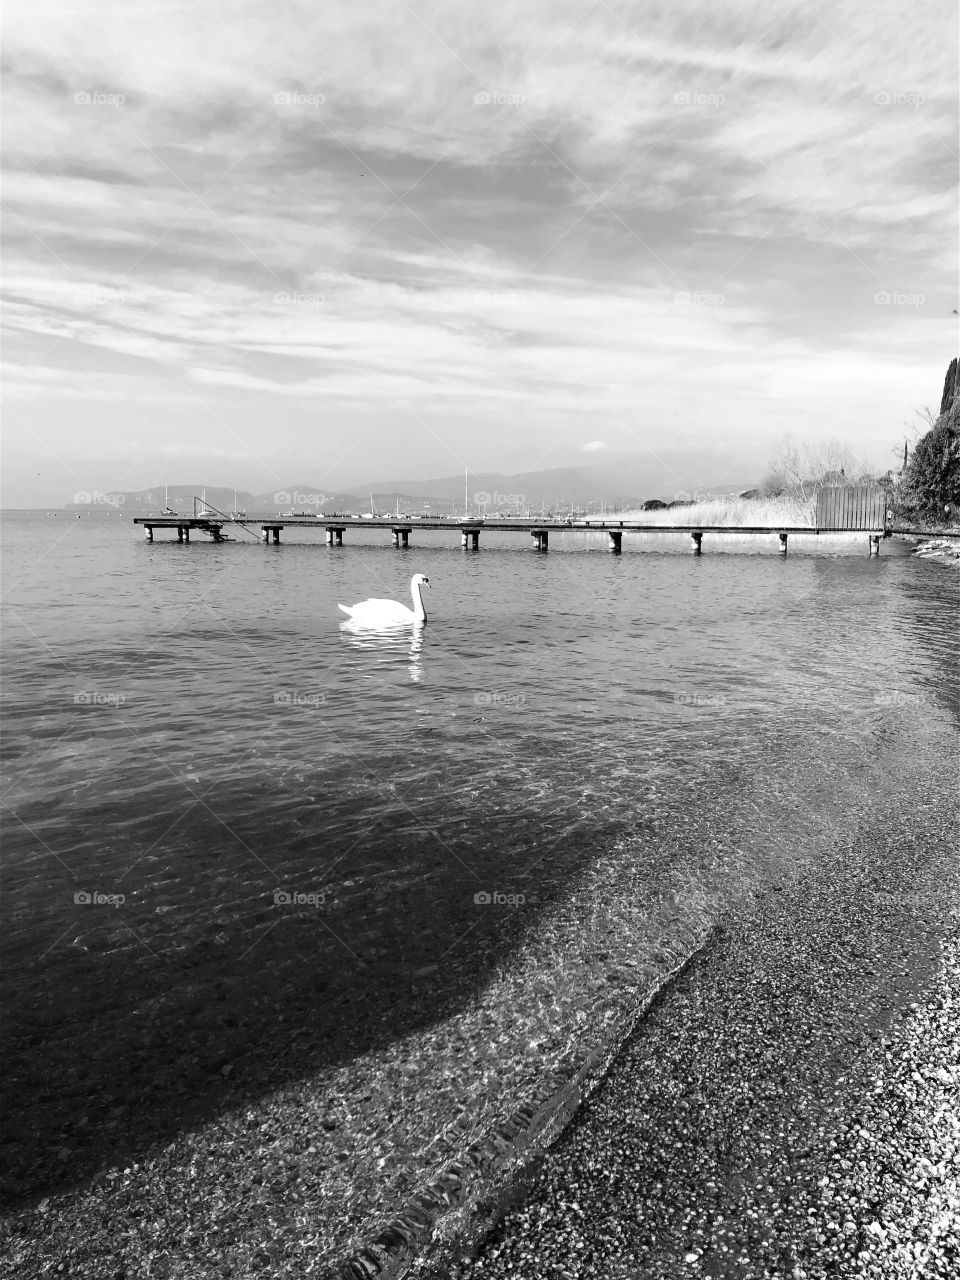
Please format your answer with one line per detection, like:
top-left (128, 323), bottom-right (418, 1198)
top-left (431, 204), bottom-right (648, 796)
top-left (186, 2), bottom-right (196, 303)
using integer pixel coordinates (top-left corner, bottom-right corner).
top-left (338, 574), bottom-right (430, 625)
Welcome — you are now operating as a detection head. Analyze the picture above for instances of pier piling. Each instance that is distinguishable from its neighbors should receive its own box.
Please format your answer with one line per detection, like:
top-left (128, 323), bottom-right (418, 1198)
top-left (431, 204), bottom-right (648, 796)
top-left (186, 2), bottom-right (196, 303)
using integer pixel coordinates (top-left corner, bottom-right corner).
top-left (691, 531), bottom-right (703, 556)
top-left (608, 531), bottom-right (622, 554)
top-left (779, 533), bottom-right (788, 555)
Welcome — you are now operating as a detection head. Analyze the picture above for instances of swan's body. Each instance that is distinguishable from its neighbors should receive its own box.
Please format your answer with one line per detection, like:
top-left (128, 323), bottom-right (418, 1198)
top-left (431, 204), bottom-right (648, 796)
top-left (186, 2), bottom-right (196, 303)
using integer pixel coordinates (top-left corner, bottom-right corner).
top-left (338, 574), bottom-right (430, 625)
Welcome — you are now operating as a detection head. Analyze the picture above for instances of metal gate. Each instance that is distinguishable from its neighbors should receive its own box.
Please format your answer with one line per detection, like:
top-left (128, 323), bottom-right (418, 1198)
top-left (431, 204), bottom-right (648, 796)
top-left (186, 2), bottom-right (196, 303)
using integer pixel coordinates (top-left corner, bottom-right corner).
top-left (815, 486), bottom-right (891, 531)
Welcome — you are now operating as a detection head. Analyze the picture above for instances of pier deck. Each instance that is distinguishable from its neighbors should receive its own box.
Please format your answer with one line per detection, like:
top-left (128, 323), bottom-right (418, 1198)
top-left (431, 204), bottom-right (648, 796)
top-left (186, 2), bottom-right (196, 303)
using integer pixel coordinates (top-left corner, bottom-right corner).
top-left (132, 515), bottom-right (892, 555)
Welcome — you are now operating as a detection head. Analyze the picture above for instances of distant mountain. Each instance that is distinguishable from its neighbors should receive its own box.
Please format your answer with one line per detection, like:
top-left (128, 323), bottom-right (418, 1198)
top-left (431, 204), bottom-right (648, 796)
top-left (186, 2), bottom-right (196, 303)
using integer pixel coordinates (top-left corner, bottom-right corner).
top-left (363, 467), bottom-right (654, 512)
top-left (366, 468), bottom-right (603, 501)
top-left (363, 464), bottom-right (754, 508)
top-left (61, 466), bottom-right (757, 516)
top-left (62, 486), bottom-right (259, 514)
top-left (249, 485), bottom-right (365, 514)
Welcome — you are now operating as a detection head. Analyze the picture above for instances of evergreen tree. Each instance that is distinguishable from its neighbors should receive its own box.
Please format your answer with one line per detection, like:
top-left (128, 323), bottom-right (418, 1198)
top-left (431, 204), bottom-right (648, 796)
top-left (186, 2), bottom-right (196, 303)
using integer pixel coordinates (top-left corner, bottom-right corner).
top-left (899, 388), bottom-right (960, 522)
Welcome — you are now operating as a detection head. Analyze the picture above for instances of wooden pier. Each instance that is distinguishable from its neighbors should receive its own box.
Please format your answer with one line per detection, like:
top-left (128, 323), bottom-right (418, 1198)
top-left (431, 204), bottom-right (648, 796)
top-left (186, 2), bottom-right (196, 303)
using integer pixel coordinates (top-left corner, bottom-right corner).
top-left (132, 487), bottom-right (894, 554)
top-left (132, 517), bottom-right (890, 555)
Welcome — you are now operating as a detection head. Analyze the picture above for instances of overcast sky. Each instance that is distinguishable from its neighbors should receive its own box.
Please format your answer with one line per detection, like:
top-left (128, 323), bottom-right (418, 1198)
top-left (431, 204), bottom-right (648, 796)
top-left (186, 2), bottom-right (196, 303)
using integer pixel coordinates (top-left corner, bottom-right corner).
top-left (3, 0), bottom-right (957, 504)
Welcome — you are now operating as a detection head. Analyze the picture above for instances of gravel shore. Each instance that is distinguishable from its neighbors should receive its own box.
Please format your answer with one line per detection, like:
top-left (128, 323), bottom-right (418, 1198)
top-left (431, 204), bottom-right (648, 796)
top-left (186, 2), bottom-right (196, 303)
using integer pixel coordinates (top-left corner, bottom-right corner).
top-left (912, 538), bottom-right (960, 565)
top-left (1, 720), bottom-right (880, 1276)
top-left (456, 753), bottom-right (959, 1279)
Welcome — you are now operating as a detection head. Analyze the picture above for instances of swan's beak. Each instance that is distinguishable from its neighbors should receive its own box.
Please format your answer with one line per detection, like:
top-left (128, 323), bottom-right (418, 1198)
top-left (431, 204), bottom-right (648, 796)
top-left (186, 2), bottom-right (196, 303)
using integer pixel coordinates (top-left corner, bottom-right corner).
top-left (423, 578), bottom-right (431, 587)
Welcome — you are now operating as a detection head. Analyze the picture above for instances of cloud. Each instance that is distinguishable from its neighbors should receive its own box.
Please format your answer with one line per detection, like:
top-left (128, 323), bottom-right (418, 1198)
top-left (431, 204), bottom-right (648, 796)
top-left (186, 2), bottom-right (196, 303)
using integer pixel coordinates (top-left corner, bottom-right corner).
top-left (582, 441), bottom-right (607, 452)
top-left (1, 0), bottom-right (956, 503)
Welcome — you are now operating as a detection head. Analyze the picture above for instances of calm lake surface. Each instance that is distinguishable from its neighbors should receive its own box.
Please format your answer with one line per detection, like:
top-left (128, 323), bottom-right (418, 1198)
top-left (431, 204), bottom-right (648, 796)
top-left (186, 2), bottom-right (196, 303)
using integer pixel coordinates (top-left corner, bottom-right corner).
top-left (1, 511), bottom-right (957, 1202)
top-left (3, 514), bottom-right (957, 958)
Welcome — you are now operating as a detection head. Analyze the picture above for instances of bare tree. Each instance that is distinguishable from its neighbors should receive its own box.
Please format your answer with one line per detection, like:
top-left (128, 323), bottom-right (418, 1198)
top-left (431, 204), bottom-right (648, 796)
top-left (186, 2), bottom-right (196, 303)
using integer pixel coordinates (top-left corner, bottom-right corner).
top-left (765, 436), bottom-right (862, 501)
top-left (895, 406), bottom-right (939, 473)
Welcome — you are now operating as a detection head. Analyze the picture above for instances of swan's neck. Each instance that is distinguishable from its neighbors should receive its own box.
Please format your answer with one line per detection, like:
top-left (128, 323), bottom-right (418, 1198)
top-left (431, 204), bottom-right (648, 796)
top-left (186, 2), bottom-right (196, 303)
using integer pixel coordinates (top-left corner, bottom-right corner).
top-left (411, 581), bottom-right (427, 621)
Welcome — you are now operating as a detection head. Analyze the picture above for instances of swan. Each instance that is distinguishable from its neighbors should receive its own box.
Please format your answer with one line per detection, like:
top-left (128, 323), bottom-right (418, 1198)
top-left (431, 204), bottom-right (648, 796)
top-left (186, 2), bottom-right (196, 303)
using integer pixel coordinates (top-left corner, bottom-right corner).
top-left (338, 574), bottom-right (430, 625)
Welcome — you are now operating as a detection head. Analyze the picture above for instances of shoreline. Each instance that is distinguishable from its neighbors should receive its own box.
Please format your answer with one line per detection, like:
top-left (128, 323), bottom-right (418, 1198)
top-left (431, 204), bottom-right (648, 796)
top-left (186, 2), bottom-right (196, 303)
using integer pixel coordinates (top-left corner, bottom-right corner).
top-left (4, 706), bottom-right (955, 1276)
top-left (910, 537), bottom-right (960, 565)
top-left (456, 735), bottom-right (959, 1279)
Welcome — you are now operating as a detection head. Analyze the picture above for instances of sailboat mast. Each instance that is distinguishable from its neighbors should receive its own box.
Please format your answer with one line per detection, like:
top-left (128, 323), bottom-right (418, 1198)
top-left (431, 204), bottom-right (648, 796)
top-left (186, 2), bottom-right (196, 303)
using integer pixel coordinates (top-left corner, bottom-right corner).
top-left (465, 467), bottom-right (468, 517)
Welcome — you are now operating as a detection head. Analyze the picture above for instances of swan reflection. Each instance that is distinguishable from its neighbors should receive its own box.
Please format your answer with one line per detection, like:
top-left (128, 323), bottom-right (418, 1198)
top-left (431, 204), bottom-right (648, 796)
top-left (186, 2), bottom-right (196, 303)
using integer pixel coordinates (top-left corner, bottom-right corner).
top-left (339, 619), bottom-right (425, 682)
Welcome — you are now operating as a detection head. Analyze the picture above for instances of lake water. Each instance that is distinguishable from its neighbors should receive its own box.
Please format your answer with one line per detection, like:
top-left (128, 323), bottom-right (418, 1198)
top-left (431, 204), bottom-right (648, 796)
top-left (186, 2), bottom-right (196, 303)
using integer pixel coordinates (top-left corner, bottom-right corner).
top-left (1, 511), bottom-right (957, 1204)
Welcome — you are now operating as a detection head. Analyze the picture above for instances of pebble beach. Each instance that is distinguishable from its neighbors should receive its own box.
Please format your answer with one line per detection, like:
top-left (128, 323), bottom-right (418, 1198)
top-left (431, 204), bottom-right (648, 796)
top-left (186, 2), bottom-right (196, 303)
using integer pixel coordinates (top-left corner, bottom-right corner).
top-left (456, 728), bottom-right (959, 1279)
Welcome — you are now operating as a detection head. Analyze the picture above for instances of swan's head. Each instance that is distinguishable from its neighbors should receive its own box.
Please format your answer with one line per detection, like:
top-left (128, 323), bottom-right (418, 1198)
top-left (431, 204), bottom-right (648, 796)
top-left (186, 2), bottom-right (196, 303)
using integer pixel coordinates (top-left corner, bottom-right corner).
top-left (413, 573), bottom-right (431, 588)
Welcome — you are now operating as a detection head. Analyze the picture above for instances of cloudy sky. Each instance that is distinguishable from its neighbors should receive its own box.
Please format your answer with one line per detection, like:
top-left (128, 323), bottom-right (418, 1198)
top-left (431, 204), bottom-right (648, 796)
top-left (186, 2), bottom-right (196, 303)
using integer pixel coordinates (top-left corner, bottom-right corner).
top-left (3, 0), bottom-right (957, 504)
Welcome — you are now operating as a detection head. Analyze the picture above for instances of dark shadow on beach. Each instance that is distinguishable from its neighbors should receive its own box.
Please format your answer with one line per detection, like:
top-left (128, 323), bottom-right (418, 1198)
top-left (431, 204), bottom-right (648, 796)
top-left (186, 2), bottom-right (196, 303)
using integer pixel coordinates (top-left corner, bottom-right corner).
top-left (0, 780), bottom-right (626, 1208)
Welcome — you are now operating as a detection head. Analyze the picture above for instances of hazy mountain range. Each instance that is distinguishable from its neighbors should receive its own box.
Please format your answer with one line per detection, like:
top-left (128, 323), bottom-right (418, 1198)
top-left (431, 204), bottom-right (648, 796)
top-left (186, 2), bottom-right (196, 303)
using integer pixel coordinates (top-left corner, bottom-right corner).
top-left (61, 465), bottom-right (754, 514)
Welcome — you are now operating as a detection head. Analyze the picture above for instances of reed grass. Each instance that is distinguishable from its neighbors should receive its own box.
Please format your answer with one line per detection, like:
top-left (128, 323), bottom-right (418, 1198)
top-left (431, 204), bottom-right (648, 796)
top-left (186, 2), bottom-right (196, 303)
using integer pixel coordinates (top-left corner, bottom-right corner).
top-left (620, 494), bottom-right (816, 527)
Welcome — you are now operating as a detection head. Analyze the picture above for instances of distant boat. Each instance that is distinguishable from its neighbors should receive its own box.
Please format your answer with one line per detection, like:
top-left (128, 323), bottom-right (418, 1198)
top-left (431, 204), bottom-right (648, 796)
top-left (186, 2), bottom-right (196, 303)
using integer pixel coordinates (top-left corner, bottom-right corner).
top-left (159, 483), bottom-right (178, 516)
top-left (230, 489), bottom-right (246, 519)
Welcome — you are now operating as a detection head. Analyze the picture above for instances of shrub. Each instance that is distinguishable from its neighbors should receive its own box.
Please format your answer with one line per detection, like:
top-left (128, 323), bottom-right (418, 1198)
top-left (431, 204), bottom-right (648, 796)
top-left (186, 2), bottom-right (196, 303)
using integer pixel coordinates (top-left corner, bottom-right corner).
top-left (897, 398), bottom-right (960, 524)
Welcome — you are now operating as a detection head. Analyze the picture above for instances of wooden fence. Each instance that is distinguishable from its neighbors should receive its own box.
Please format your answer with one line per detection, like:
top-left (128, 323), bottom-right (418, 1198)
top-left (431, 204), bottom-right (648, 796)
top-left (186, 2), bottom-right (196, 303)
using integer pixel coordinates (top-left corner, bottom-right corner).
top-left (815, 486), bottom-right (892, 531)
